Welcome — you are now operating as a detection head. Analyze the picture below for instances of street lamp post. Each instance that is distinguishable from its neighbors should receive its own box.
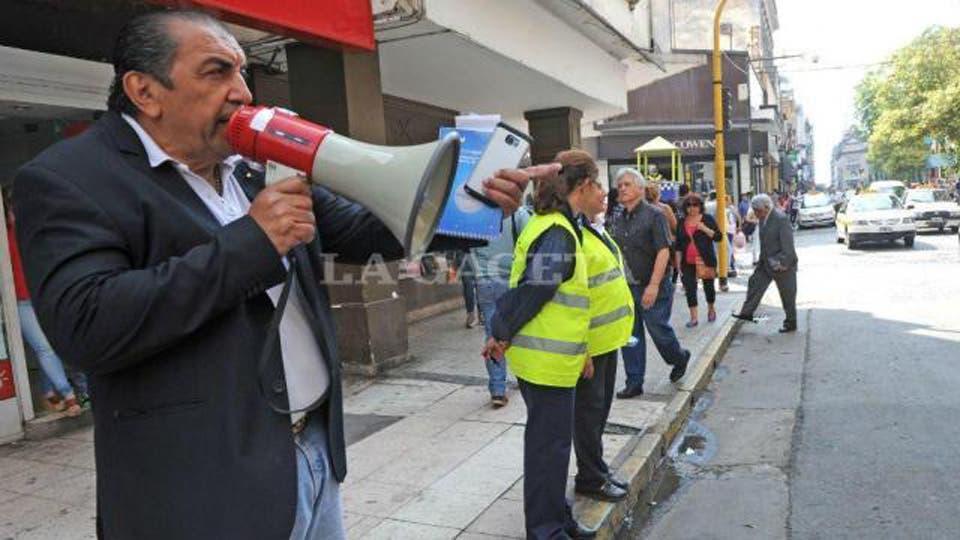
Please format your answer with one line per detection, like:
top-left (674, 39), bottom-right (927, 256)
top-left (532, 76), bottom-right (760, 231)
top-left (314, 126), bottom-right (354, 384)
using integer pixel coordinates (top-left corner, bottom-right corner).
top-left (712, 0), bottom-right (730, 280)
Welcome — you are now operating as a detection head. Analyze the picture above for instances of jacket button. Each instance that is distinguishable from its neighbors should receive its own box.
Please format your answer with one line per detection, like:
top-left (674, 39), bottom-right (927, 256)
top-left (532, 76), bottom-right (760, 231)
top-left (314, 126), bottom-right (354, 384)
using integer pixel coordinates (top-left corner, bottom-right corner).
top-left (272, 379), bottom-right (285, 394)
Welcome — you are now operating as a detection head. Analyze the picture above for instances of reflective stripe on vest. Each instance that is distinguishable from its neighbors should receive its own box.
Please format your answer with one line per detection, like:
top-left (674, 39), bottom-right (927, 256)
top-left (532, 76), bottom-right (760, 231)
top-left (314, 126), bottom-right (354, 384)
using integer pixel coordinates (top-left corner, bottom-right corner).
top-left (582, 226), bottom-right (635, 356)
top-left (506, 212), bottom-right (590, 388)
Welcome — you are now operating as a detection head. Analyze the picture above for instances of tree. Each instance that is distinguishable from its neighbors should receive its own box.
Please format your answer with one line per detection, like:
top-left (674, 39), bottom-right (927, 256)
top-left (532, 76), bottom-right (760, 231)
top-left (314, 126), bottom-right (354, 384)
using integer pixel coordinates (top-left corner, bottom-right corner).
top-left (855, 26), bottom-right (960, 178)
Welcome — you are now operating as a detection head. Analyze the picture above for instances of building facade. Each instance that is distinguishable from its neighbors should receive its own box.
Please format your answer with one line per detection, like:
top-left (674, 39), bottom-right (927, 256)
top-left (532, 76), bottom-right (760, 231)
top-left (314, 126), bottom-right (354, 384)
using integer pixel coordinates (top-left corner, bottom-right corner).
top-left (831, 128), bottom-right (870, 189)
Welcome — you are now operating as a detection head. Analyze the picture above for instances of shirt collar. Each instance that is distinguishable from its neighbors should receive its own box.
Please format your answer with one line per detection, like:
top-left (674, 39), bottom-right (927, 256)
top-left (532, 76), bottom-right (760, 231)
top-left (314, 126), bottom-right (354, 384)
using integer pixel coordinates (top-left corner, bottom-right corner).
top-left (121, 113), bottom-right (243, 171)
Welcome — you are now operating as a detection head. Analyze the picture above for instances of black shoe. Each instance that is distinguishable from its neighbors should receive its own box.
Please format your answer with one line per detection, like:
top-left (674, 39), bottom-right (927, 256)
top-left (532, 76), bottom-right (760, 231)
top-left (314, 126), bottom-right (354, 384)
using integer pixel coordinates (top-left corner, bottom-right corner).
top-left (616, 385), bottom-right (644, 399)
top-left (606, 474), bottom-right (628, 490)
top-left (669, 350), bottom-right (691, 383)
top-left (731, 312), bottom-right (757, 323)
top-left (575, 480), bottom-right (628, 502)
top-left (778, 323), bottom-right (797, 333)
top-left (565, 522), bottom-right (598, 539)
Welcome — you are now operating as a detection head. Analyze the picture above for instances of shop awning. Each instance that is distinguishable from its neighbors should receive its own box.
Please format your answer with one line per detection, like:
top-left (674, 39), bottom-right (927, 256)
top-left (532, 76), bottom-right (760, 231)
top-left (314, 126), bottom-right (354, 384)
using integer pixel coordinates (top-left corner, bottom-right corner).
top-left (633, 136), bottom-right (679, 155)
top-left (146, 0), bottom-right (375, 51)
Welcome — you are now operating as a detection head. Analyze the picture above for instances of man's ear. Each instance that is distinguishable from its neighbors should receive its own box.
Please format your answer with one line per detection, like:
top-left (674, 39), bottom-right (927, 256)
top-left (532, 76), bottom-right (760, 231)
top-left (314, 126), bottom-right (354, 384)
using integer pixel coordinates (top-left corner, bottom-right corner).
top-left (121, 71), bottom-right (163, 119)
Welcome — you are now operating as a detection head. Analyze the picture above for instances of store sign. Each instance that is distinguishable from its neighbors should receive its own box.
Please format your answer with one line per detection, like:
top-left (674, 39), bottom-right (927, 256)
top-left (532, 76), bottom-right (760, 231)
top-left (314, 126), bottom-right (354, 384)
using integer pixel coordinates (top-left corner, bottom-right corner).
top-left (148, 0), bottom-right (375, 51)
top-left (672, 138), bottom-right (716, 152)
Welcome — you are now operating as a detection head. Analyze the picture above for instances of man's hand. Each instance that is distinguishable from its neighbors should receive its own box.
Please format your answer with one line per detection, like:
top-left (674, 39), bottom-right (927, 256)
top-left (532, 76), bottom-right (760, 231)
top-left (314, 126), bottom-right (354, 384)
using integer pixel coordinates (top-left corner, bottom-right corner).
top-left (581, 356), bottom-right (595, 379)
top-left (641, 283), bottom-right (659, 309)
top-left (248, 177), bottom-right (316, 256)
top-left (482, 337), bottom-right (509, 361)
top-left (483, 163), bottom-right (561, 214)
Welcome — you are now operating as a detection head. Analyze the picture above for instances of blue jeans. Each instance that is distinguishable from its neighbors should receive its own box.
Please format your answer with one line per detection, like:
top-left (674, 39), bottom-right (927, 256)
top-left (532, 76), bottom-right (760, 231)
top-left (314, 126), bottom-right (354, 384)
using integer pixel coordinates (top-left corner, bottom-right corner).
top-left (17, 301), bottom-right (75, 398)
top-left (476, 278), bottom-right (509, 397)
top-left (620, 282), bottom-right (688, 389)
top-left (289, 416), bottom-right (345, 540)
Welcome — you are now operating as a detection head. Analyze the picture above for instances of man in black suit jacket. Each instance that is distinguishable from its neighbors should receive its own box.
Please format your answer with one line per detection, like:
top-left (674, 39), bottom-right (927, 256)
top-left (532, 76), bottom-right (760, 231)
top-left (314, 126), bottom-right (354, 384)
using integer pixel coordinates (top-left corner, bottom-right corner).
top-left (13, 11), bottom-right (533, 539)
top-left (734, 194), bottom-right (799, 333)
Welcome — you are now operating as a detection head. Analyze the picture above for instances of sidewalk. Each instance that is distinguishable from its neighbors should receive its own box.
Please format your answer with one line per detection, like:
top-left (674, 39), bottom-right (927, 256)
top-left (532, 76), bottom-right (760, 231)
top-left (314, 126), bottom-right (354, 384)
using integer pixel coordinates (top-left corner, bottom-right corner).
top-left (0, 261), bottom-right (751, 539)
top-left (340, 278), bottom-right (746, 539)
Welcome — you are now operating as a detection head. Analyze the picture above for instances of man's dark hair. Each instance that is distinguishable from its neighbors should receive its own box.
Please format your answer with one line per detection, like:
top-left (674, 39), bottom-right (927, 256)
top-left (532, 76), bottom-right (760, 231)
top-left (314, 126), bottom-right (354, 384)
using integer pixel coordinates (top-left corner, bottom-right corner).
top-left (107, 10), bottom-right (230, 116)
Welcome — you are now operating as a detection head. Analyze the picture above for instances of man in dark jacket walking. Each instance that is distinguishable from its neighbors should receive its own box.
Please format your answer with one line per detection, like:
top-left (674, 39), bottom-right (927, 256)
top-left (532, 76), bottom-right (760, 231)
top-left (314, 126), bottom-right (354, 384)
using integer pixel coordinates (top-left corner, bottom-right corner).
top-left (13, 11), bottom-right (529, 539)
top-left (733, 194), bottom-right (799, 333)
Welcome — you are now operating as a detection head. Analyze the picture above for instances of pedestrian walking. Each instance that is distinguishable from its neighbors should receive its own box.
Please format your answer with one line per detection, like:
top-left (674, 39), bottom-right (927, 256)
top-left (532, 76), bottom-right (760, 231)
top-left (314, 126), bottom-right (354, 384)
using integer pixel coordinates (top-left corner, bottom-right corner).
top-left (674, 193), bottom-right (721, 328)
top-left (733, 194), bottom-right (799, 333)
top-left (472, 206), bottom-right (531, 407)
top-left (572, 156), bottom-right (634, 505)
top-left (13, 11), bottom-right (531, 539)
top-left (608, 169), bottom-right (690, 399)
top-left (484, 151), bottom-right (598, 539)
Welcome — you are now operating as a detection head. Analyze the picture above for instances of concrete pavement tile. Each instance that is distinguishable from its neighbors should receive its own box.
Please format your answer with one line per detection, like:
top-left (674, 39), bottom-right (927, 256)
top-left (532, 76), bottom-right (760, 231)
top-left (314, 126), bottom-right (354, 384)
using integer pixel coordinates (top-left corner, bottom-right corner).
top-left (703, 408), bottom-right (796, 468)
top-left (63, 443), bottom-right (97, 471)
top-left (60, 426), bottom-right (95, 443)
top-left (463, 389), bottom-right (526, 424)
top-left (366, 437), bottom-right (490, 489)
top-left (344, 513), bottom-right (384, 537)
top-left (416, 386), bottom-right (489, 419)
top-left (391, 486), bottom-right (499, 529)
top-left (0, 456), bottom-right (44, 480)
top-left (457, 533), bottom-right (519, 540)
top-left (372, 414), bottom-right (459, 440)
top-left (434, 420), bottom-right (512, 444)
top-left (345, 432), bottom-right (424, 484)
top-left (345, 379), bottom-right (461, 417)
top-left (6, 438), bottom-right (89, 466)
top-left (464, 497), bottom-right (525, 538)
top-left (430, 458), bottom-right (523, 497)
top-left (31, 470), bottom-right (96, 508)
top-left (342, 479), bottom-right (419, 518)
top-left (502, 478), bottom-right (523, 501)
top-left (642, 477), bottom-right (788, 540)
top-left (4, 462), bottom-right (87, 496)
top-left (362, 519), bottom-right (460, 540)
top-left (606, 398), bottom-right (665, 431)
top-left (15, 502), bottom-right (97, 540)
top-left (0, 494), bottom-right (79, 538)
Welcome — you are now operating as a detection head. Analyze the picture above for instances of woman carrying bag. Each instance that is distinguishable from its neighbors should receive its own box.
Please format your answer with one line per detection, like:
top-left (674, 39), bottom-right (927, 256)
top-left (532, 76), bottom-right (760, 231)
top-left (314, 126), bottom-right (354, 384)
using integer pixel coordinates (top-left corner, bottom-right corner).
top-left (483, 156), bottom-right (599, 539)
top-left (674, 193), bottom-right (722, 327)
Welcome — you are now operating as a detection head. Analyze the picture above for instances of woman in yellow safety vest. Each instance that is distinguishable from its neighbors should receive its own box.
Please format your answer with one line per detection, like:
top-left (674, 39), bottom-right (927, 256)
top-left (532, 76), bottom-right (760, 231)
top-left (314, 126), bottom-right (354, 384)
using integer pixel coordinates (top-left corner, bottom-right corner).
top-left (483, 150), bottom-right (600, 539)
top-left (572, 151), bottom-right (635, 505)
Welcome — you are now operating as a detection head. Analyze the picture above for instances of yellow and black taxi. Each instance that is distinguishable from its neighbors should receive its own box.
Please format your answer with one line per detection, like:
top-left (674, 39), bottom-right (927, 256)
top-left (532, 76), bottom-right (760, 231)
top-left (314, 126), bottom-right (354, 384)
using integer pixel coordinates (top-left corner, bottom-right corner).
top-left (836, 193), bottom-right (917, 249)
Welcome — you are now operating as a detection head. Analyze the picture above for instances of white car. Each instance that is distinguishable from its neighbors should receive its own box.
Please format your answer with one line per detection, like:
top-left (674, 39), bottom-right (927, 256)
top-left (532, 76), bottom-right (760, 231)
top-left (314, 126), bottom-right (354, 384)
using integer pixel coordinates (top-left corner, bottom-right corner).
top-left (797, 192), bottom-right (836, 228)
top-left (869, 180), bottom-right (907, 201)
top-left (836, 193), bottom-right (917, 249)
top-left (903, 189), bottom-right (960, 232)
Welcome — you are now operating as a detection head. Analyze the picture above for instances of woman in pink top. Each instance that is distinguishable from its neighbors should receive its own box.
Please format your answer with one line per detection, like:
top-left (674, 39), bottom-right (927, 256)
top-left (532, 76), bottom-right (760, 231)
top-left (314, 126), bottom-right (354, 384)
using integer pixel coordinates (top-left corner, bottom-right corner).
top-left (673, 194), bottom-right (723, 327)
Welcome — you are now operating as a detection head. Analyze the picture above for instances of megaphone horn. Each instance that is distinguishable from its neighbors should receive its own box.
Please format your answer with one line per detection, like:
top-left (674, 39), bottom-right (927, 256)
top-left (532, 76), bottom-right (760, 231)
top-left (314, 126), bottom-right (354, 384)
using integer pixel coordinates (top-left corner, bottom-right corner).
top-left (227, 105), bottom-right (460, 255)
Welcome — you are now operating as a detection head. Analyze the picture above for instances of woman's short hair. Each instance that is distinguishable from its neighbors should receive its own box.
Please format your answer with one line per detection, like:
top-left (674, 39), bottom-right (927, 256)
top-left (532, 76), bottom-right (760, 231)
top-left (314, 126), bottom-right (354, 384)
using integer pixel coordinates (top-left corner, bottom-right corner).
top-left (533, 149), bottom-right (597, 214)
top-left (683, 193), bottom-right (704, 209)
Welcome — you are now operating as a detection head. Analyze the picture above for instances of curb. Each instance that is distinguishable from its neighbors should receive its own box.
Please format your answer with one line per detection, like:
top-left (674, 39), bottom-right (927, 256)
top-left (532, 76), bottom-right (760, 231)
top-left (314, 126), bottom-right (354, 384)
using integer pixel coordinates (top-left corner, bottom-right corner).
top-left (578, 316), bottom-right (743, 538)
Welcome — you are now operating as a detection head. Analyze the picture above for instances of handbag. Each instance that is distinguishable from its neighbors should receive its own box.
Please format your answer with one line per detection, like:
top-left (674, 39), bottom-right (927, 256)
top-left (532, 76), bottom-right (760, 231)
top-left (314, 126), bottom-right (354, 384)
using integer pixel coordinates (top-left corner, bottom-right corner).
top-left (695, 256), bottom-right (717, 280)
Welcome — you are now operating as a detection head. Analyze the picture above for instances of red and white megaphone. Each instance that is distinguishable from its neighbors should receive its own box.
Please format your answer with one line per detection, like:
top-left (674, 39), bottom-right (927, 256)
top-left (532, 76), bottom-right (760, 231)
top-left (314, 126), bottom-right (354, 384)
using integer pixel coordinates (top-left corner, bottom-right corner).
top-left (227, 105), bottom-right (460, 255)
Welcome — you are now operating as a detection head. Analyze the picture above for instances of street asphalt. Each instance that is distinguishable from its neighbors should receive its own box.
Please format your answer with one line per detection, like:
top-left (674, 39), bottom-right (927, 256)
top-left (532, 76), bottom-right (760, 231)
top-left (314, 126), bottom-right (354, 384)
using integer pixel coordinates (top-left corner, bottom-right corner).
top-left (632, 226), bottom-right (960, 539)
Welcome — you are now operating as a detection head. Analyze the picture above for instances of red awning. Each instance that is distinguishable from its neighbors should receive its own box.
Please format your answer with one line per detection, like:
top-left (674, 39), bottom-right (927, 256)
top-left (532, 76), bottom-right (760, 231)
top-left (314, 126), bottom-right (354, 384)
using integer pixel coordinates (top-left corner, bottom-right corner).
top-left (148, 0), bottom-right (375, 51)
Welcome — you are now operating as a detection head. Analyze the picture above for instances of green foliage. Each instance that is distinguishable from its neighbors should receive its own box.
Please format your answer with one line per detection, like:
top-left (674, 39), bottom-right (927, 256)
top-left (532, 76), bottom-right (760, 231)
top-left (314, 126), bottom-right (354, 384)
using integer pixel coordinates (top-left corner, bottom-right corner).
top-left (854, 26), bottom-right (960, 177)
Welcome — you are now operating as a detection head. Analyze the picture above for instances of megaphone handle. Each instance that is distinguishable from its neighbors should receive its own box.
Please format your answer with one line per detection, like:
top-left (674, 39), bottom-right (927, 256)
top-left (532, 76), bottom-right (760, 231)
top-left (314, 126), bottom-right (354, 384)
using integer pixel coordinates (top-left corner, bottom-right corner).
top-left (265, 160), bottom-right (306, 185)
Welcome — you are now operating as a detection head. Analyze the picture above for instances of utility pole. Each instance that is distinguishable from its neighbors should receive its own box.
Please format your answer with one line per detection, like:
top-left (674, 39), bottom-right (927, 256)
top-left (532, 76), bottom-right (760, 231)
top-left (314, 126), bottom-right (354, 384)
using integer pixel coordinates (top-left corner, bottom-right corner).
top-left (713, 0), bottom-right (730, 280)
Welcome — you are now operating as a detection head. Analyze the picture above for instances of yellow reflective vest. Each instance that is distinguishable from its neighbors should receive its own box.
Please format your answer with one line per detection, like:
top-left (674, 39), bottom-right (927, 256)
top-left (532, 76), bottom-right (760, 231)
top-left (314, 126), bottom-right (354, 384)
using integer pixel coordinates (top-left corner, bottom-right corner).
top-left (505, 212), bottom-right (590, 388)
top-left (582, 224), bottom-right (635, 356)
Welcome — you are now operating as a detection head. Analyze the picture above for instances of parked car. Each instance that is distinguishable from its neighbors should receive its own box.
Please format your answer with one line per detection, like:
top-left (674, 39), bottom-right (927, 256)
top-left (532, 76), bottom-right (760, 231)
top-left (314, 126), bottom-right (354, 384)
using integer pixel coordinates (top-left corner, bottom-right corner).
top-left (797, 192), bottom-right (836, 228)
top-left (903, 188), bottom-right (960, 233)
top-left (836, 193), bottom-right (916, 249)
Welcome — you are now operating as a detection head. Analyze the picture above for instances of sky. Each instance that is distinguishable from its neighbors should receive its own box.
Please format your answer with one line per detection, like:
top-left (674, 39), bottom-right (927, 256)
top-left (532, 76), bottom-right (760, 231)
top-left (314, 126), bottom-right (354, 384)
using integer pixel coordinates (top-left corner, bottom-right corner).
top-left (774, 0), bottom-right (960, 185)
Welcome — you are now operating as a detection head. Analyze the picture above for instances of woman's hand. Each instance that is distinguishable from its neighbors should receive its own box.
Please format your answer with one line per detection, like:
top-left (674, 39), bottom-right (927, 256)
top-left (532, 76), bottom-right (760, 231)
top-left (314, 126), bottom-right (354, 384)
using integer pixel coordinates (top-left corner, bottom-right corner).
top-left (581, 356), bottom-right (595, 379)
top-left (482, 337), bottom-right (509, 362)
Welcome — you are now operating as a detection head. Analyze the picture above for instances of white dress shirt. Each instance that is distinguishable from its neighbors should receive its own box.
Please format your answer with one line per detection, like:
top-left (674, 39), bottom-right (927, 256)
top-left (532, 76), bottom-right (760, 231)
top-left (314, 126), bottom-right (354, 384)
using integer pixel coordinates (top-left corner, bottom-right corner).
top-left (122, 114), bottom-right (328, 422)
